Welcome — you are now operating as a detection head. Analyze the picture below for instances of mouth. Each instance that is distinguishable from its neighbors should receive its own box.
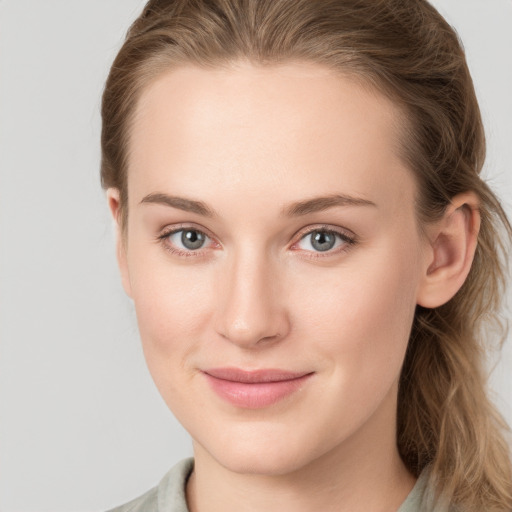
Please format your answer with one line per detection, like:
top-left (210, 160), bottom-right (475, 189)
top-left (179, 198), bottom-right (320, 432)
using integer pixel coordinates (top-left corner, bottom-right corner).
top-left (202, 367), bottom-right (314, 409)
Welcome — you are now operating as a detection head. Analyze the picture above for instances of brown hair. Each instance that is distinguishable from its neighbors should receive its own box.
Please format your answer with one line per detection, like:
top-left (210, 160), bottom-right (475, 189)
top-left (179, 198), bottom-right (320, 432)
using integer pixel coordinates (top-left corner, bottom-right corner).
top-left (101, 0), bottom-right (512, 509)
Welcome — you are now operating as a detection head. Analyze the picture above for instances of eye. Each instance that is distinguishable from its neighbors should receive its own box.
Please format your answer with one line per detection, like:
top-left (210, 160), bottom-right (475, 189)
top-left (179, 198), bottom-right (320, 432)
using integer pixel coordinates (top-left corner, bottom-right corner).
top-left (159, 227), bottom-right (213, 255)
top-left (294, 228), bottom-right (355, 254)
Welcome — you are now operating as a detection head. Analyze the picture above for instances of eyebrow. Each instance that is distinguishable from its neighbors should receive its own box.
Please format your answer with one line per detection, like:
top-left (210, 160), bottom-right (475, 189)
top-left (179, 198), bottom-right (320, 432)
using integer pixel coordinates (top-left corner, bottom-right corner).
top-left (281, 194), bottom-right (377, 216)
top-left (140, 192), bottom-right (376, 217)
top-left (140, 192), bottom-right (216, 217)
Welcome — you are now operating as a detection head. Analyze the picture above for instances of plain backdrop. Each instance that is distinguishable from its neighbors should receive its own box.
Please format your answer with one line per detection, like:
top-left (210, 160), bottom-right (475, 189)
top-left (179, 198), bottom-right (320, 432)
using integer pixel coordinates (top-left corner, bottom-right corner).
top-left (0, 1), bottom-right (511, 510)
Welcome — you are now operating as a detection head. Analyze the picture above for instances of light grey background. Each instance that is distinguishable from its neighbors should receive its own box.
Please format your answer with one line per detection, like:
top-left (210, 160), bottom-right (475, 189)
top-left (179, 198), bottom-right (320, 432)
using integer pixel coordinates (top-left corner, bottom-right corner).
top-left (0, 1), bottom-right (511, 511)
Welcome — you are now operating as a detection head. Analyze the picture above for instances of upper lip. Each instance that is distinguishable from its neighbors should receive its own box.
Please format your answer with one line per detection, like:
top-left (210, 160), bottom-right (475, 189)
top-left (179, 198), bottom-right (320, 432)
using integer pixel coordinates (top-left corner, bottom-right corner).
top-left (203, 367), bottom-right (313, 383)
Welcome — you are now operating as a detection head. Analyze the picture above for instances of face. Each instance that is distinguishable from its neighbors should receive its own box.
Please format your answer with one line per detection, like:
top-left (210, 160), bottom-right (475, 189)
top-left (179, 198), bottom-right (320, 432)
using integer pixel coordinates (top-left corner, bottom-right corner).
top-left (115, 61), bottom-right (431, 476)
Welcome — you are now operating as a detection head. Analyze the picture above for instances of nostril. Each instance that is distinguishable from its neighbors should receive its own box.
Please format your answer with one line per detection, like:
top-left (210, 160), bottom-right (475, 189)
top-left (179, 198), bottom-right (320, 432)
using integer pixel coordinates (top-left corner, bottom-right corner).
top-left (216, 321), bottom-right (284, 347)
top-left (259, 333), bottom-right (281, 344)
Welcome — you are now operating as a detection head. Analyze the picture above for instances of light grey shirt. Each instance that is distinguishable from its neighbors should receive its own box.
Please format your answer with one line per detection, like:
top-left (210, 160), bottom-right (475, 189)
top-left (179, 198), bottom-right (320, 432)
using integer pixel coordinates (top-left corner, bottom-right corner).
top-left (107, 458), bottom-right (433, 512)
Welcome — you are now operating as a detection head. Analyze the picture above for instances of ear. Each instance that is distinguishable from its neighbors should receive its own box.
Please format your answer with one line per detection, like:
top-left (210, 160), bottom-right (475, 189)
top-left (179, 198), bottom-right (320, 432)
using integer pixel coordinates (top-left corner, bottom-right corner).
top-left (106, 188), bottom-right (133, 298)
top-left (416, 192), bottom-right (480, 308)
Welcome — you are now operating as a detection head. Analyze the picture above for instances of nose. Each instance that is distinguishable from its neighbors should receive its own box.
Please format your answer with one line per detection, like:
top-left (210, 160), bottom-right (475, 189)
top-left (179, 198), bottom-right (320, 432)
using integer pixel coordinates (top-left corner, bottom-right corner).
top-left (213, 249), bottom-right (290, 348)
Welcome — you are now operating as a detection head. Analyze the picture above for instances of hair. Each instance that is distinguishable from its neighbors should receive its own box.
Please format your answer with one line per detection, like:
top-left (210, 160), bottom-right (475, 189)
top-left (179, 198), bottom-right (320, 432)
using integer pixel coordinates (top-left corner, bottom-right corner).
top-left (101, 0), bottom-right (512, 509)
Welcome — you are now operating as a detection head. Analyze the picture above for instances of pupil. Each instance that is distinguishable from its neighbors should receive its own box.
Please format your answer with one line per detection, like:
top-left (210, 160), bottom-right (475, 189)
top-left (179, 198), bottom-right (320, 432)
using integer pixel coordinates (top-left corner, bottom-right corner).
top-left (311, 231), bottom-right (335, 252)
top-left (182, 230), bottom-right (205, 250)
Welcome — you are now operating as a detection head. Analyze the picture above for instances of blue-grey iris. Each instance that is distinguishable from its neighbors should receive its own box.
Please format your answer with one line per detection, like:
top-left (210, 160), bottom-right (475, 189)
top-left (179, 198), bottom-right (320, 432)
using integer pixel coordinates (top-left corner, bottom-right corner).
top-left (182, 230), bottom-right (205, 250)
top-left (311, 231), bottom-right (336, 252)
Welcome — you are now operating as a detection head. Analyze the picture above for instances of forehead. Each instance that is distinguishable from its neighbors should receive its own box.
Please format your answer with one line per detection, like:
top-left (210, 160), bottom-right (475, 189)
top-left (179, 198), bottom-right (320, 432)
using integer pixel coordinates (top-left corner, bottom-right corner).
top-left (127, 61), bottom-right (414, 214)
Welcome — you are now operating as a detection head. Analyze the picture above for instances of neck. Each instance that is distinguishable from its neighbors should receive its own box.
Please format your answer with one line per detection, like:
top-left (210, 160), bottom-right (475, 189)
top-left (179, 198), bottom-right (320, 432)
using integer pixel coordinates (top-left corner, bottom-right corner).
top-left (186, 386), bottom-right (416, 512)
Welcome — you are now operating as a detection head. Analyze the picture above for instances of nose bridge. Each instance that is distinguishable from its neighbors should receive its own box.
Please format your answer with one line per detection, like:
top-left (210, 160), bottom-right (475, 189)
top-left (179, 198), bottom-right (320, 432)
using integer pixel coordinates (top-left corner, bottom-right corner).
top-left (214, 245), bottom-right (288, 347)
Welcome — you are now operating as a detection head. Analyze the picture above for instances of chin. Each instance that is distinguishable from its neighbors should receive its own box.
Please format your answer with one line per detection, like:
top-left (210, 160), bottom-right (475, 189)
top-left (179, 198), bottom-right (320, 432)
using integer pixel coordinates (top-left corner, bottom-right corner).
top-left (194, 420), bottom-right (326, 477)
top-left (215, 447), bottom-right (309, 476)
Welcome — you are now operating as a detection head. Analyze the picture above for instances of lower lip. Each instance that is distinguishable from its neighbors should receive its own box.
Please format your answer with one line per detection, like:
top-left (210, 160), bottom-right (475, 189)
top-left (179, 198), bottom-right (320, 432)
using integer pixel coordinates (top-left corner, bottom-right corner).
top-left (203, 373), bottom-right (313, 409)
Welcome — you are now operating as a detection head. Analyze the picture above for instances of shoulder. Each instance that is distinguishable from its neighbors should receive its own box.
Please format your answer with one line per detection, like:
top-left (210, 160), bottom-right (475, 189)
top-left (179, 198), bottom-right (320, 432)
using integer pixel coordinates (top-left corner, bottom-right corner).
top-left (106, 486), bottom-right (158, 512)
top-left (397, 468), bottom-right (429, 512)
top-left (397, 465), bottom-right (460, 512)
top-left (398, 465), bottom-right (447, 512)
top-left (105, 458), bottom-right (194, 512)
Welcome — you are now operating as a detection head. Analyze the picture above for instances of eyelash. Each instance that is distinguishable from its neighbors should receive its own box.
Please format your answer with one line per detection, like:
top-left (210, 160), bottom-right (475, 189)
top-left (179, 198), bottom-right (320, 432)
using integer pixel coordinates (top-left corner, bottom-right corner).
top-left (157, 224), bottom-right (216, 258)
top-left (156, 224), bottom-right (357, 259)
top-left (292, 225), bottom-right (357, 259)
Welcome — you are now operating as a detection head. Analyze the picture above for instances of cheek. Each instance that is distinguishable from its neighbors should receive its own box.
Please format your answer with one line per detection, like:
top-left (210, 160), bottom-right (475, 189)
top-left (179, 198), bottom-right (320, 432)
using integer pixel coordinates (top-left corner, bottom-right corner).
top-left (293, 238), bottom-right (421, 385)
top-left (127, 250), bottom-right (215, 376)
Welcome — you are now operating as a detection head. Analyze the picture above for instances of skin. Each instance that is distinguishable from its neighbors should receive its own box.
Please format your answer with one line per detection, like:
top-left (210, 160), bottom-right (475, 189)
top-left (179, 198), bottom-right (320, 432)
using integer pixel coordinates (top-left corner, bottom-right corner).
top-left (108, 61), bottom-right (480, 512)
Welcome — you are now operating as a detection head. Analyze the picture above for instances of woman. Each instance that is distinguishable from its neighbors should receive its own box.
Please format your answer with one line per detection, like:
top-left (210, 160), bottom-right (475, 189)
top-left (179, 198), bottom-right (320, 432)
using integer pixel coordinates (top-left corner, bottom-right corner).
top-left (101, 0), bottom-right (512, 510)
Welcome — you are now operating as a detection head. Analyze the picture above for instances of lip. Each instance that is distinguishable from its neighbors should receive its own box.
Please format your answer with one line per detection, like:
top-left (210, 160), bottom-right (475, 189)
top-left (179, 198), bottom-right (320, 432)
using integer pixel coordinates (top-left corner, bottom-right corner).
top-left (202, 367), bottom-right (314, 409)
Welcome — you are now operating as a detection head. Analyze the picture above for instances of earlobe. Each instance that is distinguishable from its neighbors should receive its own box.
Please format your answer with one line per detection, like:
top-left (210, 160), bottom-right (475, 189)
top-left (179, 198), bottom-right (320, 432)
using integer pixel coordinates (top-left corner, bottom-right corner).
top-left (106, 188), bottom-right (133, 298)
top-left (416, 192), bottom-right (481, 308)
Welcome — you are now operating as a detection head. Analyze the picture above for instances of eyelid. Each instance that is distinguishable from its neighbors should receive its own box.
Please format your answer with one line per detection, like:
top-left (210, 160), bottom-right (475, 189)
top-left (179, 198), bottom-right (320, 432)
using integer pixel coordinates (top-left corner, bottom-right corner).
top-left (290, 224), bottom-right (357, 256)
top-left (293, 223), bottom-right (356, 240)
top-left (156, 222), bottom-right (357, 258)
top-left (157, 223), bottom-right (220, 257)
